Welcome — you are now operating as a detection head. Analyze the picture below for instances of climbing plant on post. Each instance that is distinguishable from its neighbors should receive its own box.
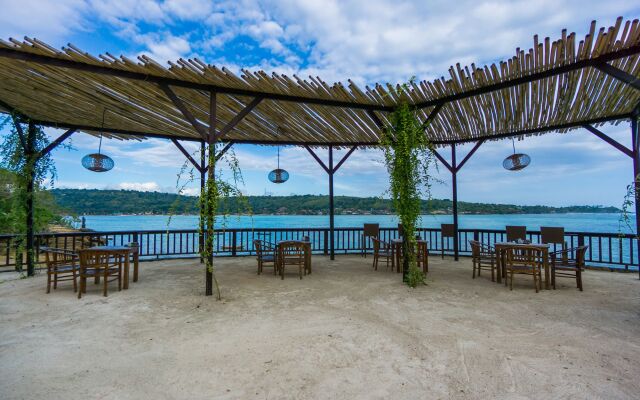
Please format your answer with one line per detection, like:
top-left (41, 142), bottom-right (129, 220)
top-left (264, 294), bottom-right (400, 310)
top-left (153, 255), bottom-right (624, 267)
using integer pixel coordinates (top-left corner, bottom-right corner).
top-left (381, 101), bottom-right (438, 287)
top-left (0, 115), bottom-right (64, 275)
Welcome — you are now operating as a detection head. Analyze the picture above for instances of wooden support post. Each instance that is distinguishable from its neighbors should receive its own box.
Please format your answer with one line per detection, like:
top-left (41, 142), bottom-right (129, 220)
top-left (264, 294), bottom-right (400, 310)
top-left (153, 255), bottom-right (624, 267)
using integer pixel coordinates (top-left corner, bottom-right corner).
top-left (451, 144), bottom-right (459, 261)
top-left (205, 92), bottom-right (216, 296)
top-left (631, 118), bottom-right (640, 279)
top-left (199, 140), bottom-right (205, 264)
top-left (328, 145), bottom-right (335, 260)
top-left (25, 121), bottom-right (36, 276)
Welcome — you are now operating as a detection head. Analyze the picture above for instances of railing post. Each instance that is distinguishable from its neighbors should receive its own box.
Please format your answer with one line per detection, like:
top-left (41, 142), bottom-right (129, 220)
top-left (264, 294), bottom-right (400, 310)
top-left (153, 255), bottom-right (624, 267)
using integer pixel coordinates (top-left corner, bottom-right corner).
top-left (473, 230), bottom-right (479, 242)
top-left (231, 230), bottom-right (237, 257)
top-left (323, 230), bottom-right (329, 255)
top-left (577, 233), bottom-right (585, 248)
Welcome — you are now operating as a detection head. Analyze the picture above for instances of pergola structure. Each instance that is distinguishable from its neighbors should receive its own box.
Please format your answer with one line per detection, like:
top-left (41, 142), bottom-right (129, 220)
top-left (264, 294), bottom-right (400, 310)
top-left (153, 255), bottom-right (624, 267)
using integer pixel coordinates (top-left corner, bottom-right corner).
top-left (0, 17), bottom-right (639, 293)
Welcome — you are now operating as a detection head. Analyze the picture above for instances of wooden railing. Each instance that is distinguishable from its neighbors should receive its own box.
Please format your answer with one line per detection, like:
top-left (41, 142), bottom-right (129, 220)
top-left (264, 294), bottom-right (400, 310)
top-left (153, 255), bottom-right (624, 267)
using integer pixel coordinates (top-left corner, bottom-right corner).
top-left (1, 227), bottom-right (637, 272)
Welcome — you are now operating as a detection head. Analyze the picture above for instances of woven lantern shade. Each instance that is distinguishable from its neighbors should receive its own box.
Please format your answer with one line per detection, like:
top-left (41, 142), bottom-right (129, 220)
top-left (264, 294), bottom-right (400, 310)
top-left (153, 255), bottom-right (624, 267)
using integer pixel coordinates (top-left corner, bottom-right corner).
top-left (503, 139), bottom-right (530, 171)
top-left (268, 146), bottom-right (289, 183)
top-left (82, 109), bottom-right (115, 172)
top-left (82, 153), bottom-right (114, 172)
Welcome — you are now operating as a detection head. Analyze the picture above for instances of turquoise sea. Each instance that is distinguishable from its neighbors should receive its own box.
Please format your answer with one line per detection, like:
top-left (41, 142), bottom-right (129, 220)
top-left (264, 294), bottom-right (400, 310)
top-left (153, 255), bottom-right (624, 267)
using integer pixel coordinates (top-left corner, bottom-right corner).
top-left (77, 213), bottom-right (634, 234)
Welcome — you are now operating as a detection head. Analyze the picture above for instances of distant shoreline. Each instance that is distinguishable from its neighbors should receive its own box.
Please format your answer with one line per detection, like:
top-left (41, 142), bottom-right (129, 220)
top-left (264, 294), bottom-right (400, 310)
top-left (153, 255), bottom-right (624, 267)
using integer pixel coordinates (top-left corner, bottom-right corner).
top-left (74, 212), bottom-right (627, 217)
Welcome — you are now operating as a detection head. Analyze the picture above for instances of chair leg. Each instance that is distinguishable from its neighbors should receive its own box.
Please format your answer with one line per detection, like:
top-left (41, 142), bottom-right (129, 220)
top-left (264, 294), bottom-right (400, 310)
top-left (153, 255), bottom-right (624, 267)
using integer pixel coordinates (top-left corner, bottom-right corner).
top-left (577, 270), bottom-right (583, 291)
top-left (72, 269), bottom-right (78, 293)
top-left (46, 271), bottom-right (51, 293)
top-left (509, 270), bottom-right (514, 290)
top-left (78, 276), bottom-right (84, 299)
top-left (472, 260), bottom-right (476, 279)
top-left (103, 269), bottom-right (108, 297)
top-left (551, 267), bottom-right (556, 290)
top-left (53, 271), bottom-right (58, 289)
top-left (491, 261), bottom-right (495, 282)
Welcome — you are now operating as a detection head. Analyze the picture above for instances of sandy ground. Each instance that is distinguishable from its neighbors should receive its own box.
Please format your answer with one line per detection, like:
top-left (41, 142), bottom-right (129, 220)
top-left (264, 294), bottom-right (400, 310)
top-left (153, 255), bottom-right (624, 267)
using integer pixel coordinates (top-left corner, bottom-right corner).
top-left (1, 255), bottom-right (639, 400)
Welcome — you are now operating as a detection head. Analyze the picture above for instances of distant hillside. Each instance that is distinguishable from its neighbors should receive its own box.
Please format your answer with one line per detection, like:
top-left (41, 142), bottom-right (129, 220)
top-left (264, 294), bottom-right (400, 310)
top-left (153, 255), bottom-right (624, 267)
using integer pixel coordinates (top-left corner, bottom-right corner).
top-left (50, 189), bottom-right (620, 216)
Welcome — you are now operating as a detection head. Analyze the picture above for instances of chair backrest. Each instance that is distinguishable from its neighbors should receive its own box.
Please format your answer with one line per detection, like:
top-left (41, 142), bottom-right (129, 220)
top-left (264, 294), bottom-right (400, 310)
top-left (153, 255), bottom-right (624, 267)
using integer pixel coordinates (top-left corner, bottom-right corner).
top-left (253, 240), bottom-right (268, 256)
top-left (441, 224), bottom-right (455, 238)
top-left (363, 223), bottom-right (379, 238)
top-left (77, 249), bottom-right (111, 270)
top-left (42, 247), bottom-right (77, 268)
top-left (127, 242), bottom-right (139, 254)
top-left (301, 235), bottom-right (310, 242)
top-left (505, 245), bottom-right (543, 266)
top-left (575, 245), bottom-right (589, 267)
top-left (398, 223), bottom-right (404, 237)
top-left (506, 226), bottom-right (527, 242)
top-left (469, 240), bottom-right (481, 257)
top-left (540, 227), bottom-right (565, 245)
top-left (278, 241), bottom-right (305, 263)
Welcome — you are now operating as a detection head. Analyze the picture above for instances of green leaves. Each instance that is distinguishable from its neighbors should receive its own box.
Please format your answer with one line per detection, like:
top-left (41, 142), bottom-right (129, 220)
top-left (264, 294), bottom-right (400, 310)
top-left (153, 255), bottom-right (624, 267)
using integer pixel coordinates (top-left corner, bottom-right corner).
top-left (380, 101), bottom-right (437, 288)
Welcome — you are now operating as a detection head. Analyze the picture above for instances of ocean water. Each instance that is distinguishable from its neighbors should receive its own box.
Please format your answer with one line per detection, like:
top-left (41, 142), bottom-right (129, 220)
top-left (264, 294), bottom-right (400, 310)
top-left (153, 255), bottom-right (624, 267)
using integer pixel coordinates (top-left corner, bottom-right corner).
top-left (77, 213), bottom-right (634, 234)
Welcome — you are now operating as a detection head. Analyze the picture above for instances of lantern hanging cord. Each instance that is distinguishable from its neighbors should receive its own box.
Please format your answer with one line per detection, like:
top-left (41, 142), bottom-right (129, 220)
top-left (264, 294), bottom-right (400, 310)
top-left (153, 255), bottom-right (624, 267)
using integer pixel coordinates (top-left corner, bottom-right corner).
top-left (98, 108), bottom-right (107, 155)
top-left (511, 138), bottom-right (516, 154)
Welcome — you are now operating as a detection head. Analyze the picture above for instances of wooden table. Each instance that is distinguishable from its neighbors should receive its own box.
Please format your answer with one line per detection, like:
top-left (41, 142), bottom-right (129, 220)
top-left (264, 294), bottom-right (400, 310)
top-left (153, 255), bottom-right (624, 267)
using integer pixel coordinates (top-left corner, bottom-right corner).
top-left (276, 240), bottom-right (312, 274)
top-left (495, 242), bottom-right (550, 289)
top-left (391, 238), bottom-right (428, 273)
top-left (89, 246), bottom-right (139, 289)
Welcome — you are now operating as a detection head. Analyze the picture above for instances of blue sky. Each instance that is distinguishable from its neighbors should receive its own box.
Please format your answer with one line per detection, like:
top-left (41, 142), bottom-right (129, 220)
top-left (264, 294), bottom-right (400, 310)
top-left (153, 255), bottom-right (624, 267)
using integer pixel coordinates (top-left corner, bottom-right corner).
top-left (0, 0), bottom-right (639, 207)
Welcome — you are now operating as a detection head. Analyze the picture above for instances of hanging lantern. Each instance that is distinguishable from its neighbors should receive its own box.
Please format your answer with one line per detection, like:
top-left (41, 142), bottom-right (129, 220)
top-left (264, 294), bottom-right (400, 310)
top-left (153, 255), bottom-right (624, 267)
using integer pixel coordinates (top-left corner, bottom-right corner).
top-left (503, 138), bottom-right (530, 171)
top-left (82, 109), bottom-right (114, 172)
top-left (268, 147), bottom-right (289, 183)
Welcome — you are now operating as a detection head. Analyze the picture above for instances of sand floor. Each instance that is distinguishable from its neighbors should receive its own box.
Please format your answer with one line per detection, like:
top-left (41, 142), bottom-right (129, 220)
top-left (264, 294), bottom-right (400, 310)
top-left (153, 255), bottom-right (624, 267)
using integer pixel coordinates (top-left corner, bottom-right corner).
top-left (1, 255), bottom-right (639, 400)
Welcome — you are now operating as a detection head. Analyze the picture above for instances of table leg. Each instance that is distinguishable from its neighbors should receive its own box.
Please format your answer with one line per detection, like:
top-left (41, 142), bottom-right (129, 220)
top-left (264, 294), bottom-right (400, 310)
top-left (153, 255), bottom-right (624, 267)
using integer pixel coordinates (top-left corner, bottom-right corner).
top-left (495, 247), bottom-right (502, 284)
top-left (543, 249), bottom-right (550, 290)
top-left (306, 245), bottom-right (311, 274)
top-left (133, 253), bottom-right (139, 282)
top-left (123, 254), bottom-right (130, 290)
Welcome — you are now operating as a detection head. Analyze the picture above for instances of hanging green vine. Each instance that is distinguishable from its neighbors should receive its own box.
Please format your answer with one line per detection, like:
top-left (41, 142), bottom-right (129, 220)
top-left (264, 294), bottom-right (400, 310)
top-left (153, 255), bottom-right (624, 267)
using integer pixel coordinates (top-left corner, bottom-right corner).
top-left (0, 115), bottom-right (69, 273)
top-left (170, 142), bottom-right (251, 300)
top-left (380, 92), bottom-right (438, 288)
top-left (618, 173), bottom-right (639, 236)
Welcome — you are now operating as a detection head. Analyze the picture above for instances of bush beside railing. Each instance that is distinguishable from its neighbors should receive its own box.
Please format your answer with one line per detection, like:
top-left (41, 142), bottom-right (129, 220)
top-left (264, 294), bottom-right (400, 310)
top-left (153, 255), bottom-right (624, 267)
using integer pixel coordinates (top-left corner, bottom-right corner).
top-left (1, 227), bottom-right (637, 272)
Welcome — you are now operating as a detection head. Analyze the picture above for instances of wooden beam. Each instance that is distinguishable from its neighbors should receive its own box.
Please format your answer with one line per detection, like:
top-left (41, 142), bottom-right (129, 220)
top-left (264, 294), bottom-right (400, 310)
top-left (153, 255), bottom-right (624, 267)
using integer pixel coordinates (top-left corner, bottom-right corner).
top-left (7, 109), bottom-right (631, 147)
top-left (366, 110), bottom-right (385, 129)
top-left (214, 141), bottom-right (234, 162)
top-left (304, 145), bottom-right (330, 174)
top-left (432, 150), bottom-right (453, 172)
top-left (159, 84), bottom-right (209, 141)
top-left (594, 62), bottom-right (640, 91)
top-left (332, 146), bottom-right (358, 173)
top-left (583, 124), bottom-right (634, 158)
top-left (0, 47), bottom-right (393, 112)
top-left (431, 113), bottom-right (631, 145)
top-left (215, 97), bottom-right (263, 141)
top-left (36, 129), bottom-right (76, 160)
top-left (10, 114), bottom-right (27, 151)
top-left (171, 139), bottom-right (203, 172)
top-left (422, 103), bottom-right (443, 129)
top-left (455, 140), bottom-right (484, 172)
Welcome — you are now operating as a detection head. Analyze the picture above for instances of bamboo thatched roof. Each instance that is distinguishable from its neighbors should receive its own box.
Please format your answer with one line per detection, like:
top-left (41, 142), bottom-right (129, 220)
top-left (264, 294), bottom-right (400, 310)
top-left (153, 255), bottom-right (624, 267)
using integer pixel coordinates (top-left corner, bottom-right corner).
top-left (0, 17), bottom-right (639, 147)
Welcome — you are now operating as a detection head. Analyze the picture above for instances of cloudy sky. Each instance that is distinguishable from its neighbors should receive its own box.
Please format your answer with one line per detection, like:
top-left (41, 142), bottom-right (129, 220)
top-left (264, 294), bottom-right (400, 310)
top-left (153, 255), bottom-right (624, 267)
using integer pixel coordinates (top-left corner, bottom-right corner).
top-left (0, 0), bottom-right (639, 207)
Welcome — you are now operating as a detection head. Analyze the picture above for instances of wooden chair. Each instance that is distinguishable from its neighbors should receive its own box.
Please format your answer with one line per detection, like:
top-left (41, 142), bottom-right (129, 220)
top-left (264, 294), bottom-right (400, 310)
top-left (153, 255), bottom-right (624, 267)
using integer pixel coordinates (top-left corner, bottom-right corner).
top-left (416, 240), bottom-right (429, 274)
top-left (254, 240), bottom-right (277, 275)
top-left (504, 246), bottom-right (543, 292)
top-left (77, 249), bottom-right (122, 298)
top-left (506, 226), bottom-right (527, 242)
top-left (440, 224), bottom-right (455, 259)
top-left (541, 227), bottom-right (567, 261)
top-left (277, 241), bottom-right (306, 280)
top-left (41, 247), bottom-right (79, 294)
top-left (361, 223), bottom-right (379, 258)
top-left (469, 240), bottom-right (496, 281)
top-left (551, 246), bottom-right (588, 291)
top-left (371, 238), bottom-right (393, 271)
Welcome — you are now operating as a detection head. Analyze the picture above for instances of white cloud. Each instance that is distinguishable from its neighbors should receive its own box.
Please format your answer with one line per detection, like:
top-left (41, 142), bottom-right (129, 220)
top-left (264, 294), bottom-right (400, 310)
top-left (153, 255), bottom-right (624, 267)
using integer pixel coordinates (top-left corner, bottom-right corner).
top-left (0, 0), bottom-right (89, 42)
